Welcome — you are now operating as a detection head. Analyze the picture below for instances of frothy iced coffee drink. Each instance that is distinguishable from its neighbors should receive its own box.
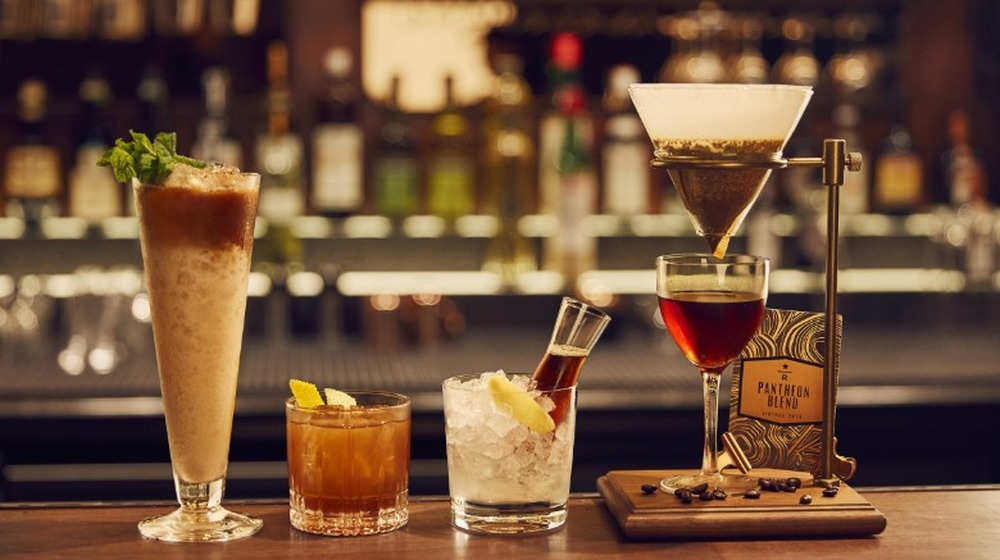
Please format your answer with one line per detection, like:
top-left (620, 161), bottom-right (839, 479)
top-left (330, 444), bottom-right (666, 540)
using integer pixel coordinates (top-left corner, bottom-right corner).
top-left (136, 163), bottom-right (259, 484)
top-left (655, 138), bottom-right (782, 257)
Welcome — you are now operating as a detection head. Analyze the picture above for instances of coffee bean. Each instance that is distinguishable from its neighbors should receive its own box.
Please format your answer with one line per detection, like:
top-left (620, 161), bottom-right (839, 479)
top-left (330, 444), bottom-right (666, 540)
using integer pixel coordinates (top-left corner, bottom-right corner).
top-left (677, 489), bottom-right (694, 504)
top-left (759, 479), bottom-right (778, 492)
top-left (777, 481), bottom-right (791, 492)
top-left (800, 495), bottom-right (813, 505)
top-left (712, 489), bottom-right (727, 500)
top-left (744, 489), bottom-right (761, 499)
top-left (699, 491), bottom-right (715, 501)
top-left (787, 477), bottom-right (802, 489)
top-left (691, 483), bottom-right (709, 495)
top-left (641, 484), bottom-right (658, 495)
top-left (822, 487), bottom-right (839, 498)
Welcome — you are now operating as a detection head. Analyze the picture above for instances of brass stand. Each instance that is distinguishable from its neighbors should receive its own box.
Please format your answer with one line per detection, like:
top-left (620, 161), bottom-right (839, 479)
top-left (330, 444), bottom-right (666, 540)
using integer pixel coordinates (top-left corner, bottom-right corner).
top-left (651, 139), bottom-right (861, 486)
top-left (597, 139), bottom-right (886, 539)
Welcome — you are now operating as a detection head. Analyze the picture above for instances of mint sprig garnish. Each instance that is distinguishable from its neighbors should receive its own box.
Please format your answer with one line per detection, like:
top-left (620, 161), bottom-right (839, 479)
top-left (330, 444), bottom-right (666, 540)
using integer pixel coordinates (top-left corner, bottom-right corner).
top-left (98, 130), bottom-right (206, 185)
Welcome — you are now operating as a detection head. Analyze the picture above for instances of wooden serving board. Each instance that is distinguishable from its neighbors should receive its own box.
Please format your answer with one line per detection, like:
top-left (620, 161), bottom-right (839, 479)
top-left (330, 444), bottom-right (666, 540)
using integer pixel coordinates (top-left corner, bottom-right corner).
top-left (597, 469), bottom-right (887, 540)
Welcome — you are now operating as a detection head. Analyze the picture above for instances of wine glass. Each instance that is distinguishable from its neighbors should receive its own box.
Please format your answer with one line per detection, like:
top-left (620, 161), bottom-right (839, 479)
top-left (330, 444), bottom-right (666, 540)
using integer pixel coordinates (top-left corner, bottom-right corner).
top-left (656, 253), bottom-right (768, 493)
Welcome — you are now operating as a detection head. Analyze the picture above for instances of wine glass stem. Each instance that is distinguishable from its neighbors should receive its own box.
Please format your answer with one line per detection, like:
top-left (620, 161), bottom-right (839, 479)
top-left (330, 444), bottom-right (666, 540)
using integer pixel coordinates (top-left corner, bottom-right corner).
top-left (700, 370), bottom-right (722, 478)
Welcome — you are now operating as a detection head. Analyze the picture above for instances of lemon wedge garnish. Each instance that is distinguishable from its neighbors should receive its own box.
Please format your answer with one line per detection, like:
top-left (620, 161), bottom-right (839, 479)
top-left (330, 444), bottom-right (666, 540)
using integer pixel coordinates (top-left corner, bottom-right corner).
top-left (487, 376), bottom-right (555, 434)
top-left (324, 388), bottom-right (357, 408)
top-left (289, 379), bottom-right (324, 409)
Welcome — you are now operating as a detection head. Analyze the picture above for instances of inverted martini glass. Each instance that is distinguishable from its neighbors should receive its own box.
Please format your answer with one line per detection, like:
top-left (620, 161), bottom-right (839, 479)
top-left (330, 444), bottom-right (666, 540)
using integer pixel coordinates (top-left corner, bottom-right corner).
top-left (629, 84), bottom-right (812, 493)
top-left (629, 83), bottom-right (812, 258)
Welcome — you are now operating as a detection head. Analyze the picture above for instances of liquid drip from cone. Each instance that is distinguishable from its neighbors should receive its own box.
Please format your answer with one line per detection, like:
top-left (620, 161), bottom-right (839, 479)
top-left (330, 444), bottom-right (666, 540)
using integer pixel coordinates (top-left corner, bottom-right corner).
top-left (657, 138), bottom-right (782, 257)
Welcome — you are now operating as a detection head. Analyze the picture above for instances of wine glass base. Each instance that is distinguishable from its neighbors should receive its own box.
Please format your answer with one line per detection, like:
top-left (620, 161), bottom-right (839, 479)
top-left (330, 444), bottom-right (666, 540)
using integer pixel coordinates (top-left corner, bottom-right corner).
top-left (659, 472), bottom-right (759, 496)
top-left (138, 506), bottom-right (263, 542)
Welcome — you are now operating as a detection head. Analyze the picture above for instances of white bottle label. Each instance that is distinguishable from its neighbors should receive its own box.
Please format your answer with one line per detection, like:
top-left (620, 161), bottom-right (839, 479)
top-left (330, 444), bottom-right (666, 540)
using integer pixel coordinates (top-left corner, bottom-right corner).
top-left (602, 139), bottom-right (650, 216)
top-left (69, 145), bottom-right (122, 223)
top-left (311, 124), bottom-right (363, 212)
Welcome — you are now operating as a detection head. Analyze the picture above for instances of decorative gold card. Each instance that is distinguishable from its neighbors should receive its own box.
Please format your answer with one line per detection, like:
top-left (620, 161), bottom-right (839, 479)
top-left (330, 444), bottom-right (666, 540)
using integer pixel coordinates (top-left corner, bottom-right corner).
top-left (728, 308), bottom-right (845, 475)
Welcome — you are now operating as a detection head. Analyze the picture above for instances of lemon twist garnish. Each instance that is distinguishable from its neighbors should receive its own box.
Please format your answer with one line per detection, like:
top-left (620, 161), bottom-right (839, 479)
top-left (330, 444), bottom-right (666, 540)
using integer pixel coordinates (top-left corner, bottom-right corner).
top-left (289, 379), bottom-right (325, 409)
top-left (324, 388), bottom-right (357, 408)
top-left (487, 375), bottom-right (555, 434)
top-left (712, 236), bottom-right (731, 259)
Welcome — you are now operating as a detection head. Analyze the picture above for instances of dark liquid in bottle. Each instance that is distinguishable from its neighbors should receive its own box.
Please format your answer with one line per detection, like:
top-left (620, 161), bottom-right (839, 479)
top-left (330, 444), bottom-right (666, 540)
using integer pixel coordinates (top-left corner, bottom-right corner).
top-left (658, 291), bottom-right (764, 374)
top-left (531, 345), bottom-right (587, 425)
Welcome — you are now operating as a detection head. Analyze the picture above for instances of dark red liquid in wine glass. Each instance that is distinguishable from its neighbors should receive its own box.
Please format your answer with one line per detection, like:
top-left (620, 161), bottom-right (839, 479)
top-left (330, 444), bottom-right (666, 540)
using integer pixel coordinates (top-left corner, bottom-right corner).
top-left (658, 291), bottom-right (764, 374)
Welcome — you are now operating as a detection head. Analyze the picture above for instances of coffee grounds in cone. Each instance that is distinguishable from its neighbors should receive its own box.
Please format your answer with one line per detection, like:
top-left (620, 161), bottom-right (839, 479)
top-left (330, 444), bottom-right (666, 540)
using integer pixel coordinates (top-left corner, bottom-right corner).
top-left (655, 138), bottom-right (782, 257)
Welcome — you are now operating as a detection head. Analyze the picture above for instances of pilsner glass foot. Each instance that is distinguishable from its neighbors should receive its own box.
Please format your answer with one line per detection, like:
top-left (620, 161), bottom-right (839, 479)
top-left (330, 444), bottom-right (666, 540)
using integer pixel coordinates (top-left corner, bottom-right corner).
top-left (139, 476), bottom-right (262, 542)
top-left (659, 472), bottom-right (758, 496)
top-left (138, 506), bottom-right (262, 542)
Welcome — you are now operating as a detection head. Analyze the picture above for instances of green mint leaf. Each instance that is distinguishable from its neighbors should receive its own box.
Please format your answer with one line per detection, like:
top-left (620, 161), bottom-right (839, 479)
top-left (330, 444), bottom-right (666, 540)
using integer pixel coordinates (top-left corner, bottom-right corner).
top-left (154, 132), bottom-right (176, 155)
top-left (175, 154), bottom-right (206, 169)
top-left (99, 144), bottom-right (138, 183)
top-left (98, 130), bottom-right (207, 185)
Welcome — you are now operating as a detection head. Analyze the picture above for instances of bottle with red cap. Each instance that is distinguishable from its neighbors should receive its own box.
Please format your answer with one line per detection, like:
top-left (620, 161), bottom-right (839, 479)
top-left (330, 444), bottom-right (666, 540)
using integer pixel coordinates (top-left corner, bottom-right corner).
top-left (539, 33), bottom-right (597, 286)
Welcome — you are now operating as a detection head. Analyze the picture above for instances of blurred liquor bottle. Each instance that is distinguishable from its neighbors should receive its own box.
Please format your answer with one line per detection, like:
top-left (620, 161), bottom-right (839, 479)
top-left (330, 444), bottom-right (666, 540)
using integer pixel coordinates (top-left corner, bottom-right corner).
top-left (832, 103), bottom-right (870, 214)
top-left (542, 33), bottom-right (597, 285)
top-left (256, 41), bottom-right (305, 264)
top-left (725, 16), bottom-right (769, 84)
top-left (123, 64), bottom-right (171, 217)
top-left (373, 75), bottom-right (419, 220)
top-left (538, 32), bottom-right (594, 215)
top-left (310, 47), bottom-right (364, 217)
top-left (68, 70), bottom-right (122, 224)
top-left (427, 74), bottom-right (475, 226)
top-left (135, 64), bottom-right (171, 137)
top-left (872, 124), bottom-right (923, 214)
top-left (772, 16), bottom-right (820, 87)
top-left (552, 89), bottom-right (597, 284)
top-left (943, 110), bottom-right (993, 286)
top-left (96, 0), bottom-right (146, 41)
top-left (192, 66), bottom-right (243, 168)
top-left (659, 2), bottom-right (727, 84)
top-left (3, 79), bottom-right (62, 225)
top-left (826, 14), bottom-right (876, 102)
top-left (39, 0), bottom-right (94, 38)
top-left (600, 64), bottom-right (650, 217)
top-left (943, 110), bottom-right (986, 208)
top-left (481, 53), bottom-right (537, 285)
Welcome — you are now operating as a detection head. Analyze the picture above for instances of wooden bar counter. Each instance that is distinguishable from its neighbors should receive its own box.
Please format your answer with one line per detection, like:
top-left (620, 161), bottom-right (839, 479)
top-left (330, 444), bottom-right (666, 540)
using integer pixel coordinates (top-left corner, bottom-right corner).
top-left (2, 486), bottom-right (998, 559)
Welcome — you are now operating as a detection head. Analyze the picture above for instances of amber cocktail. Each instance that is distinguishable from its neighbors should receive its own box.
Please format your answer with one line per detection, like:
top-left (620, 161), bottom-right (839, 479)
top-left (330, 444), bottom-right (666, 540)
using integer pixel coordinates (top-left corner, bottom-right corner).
top-left (286, 392), bottom-right (411, 536)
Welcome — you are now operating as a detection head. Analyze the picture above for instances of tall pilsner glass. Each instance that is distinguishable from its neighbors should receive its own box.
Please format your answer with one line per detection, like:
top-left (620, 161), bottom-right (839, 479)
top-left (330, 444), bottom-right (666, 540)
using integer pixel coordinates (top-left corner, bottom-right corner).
top-left (135, 166), bottom-right (263, 542)
top-left (656, 253), bottom-right (768, 494)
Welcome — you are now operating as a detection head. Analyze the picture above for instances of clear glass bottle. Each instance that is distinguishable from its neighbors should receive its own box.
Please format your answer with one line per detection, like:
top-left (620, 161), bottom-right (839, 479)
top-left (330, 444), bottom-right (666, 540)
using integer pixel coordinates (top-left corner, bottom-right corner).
top-left (481, 53), bottom-right (537, 286)
top-left (832, 103), bottom-right (870, 214)
top-left (69, 70), bottom-right (122, 224)
top-left (192, 66), bottom-right (243, 168)
top-left (726, 16), bottom-right (769, 84)
top-left (772, 16), bottom-right (820, 87)
top-left (601, 64), bottom-right (650, 216)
